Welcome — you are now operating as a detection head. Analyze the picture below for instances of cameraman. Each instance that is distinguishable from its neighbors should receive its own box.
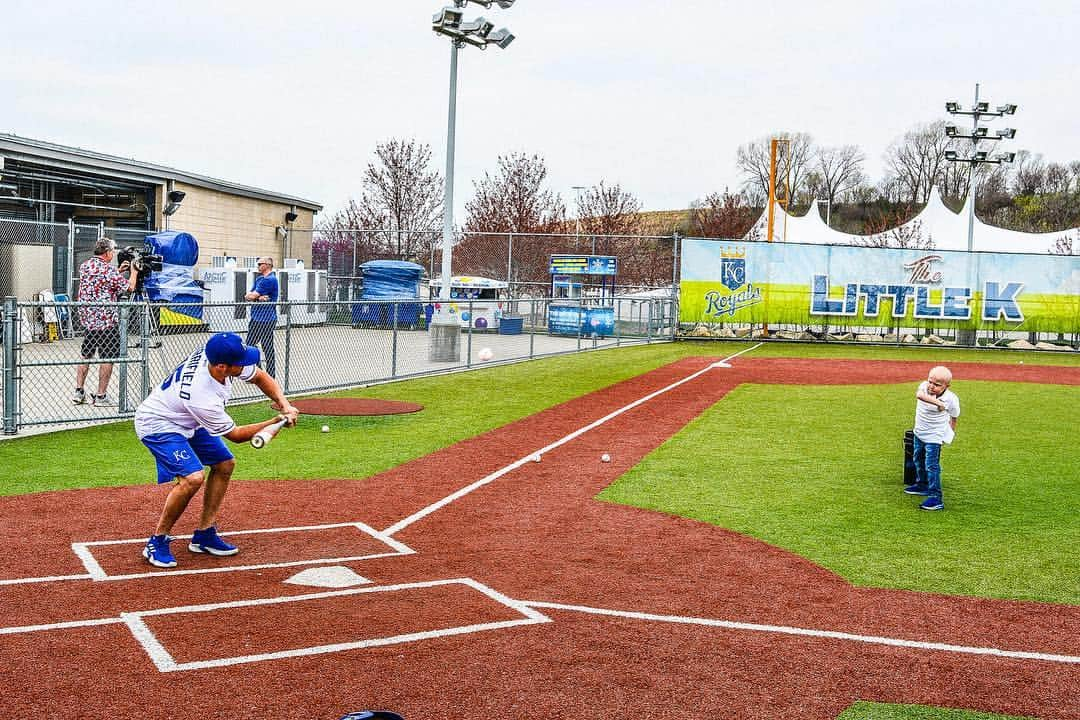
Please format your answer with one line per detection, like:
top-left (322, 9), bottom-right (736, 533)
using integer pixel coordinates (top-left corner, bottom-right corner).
top-left (74, 238), bottom-right (138, 407)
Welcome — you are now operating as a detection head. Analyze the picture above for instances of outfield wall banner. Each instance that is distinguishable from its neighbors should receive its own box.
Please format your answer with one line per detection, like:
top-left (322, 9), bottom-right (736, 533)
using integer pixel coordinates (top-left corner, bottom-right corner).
top-left (680, 239), bottom-right (1080, 332)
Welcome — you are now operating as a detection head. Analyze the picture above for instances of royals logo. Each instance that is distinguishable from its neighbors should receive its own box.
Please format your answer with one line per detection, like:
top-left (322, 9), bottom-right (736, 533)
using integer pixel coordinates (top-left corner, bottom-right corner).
top-left (720, 246), bottom-right (746, 291)
top-left (705, 246), bottom-right (762, 318)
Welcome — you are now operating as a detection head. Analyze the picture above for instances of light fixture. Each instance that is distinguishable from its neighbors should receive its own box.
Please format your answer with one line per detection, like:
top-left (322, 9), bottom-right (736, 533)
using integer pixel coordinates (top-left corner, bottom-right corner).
top-left (162, 189), bottom-right (186, 216)
top-left (996, 127), bottom-right (1016, 139)
top-left (284, 210), bottom-right (298, 223)
top-left (944, 150), bottom-right (959, 161)
top-left (973, 150), bottom-right (988, 161)
top-left (487, 28), bottom-right (514, 48)
top-left (945, 125), bottom-right (958, 137)
top-left (974, 101), bottom-right (989, 112)
top-left (945, 101), bottom-right (960, 112)
top-left (997, 103), bottom-right (1017, 114)
top-left (973, 126), bottom-right (989, 138)
top-left (994, 152), bottom-right (1016, 163)
top-left (432, 6), bottom-right (464, 29)
top-left (460, 17), bottom-right (494, 37)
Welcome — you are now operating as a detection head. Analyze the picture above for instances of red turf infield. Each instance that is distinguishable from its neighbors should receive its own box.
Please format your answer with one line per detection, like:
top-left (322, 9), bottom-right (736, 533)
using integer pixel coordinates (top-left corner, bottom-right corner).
top-left (0, 357), bottom-right (1077, 719)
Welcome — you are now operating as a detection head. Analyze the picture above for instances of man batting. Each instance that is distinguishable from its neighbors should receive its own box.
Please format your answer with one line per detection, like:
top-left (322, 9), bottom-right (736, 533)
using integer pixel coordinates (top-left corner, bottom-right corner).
top-left (135, 332), bottom-right (299, 568)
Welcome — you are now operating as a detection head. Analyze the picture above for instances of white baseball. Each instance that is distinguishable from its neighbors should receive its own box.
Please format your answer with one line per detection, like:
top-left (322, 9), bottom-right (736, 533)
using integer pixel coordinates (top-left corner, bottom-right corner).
top-left (478, 347), bottom-right (494, 362)
top-left (532, 454), bottom-right (541, 463)
top-left (601, 453), bottom-right (611, 462)
top-left (321, 425), bottom-right (330, 433)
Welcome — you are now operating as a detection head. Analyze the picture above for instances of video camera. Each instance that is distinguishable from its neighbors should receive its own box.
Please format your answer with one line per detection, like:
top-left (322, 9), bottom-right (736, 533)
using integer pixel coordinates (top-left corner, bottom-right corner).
top-left (116, 244), bottom-right (164, 291)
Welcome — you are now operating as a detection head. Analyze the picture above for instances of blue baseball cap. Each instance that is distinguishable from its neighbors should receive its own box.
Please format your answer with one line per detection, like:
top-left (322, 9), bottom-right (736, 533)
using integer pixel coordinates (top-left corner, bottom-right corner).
top-left (205, 332), bottom-right (261, 367)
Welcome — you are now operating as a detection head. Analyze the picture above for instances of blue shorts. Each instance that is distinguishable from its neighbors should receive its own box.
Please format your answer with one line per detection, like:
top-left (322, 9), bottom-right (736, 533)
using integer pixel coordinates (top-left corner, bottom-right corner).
top-left (141, 428), bottom-right (234, 484)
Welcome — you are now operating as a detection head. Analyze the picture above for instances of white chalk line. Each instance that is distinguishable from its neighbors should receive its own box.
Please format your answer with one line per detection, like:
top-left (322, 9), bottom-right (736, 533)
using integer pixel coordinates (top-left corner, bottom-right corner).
top-left (523, 600), bottom-right (1080, 665)
top-left (121, 577), bottom-right (551, 672)
top-left (0, 522), bottom-right (413, 588)
top-left (383, 346), bottom-right (760, 536)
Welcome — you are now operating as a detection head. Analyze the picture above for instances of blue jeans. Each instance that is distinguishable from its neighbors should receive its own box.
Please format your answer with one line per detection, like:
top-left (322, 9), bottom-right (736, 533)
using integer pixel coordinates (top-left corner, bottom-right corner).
top-left (912, 435), bottom-right (942, 500)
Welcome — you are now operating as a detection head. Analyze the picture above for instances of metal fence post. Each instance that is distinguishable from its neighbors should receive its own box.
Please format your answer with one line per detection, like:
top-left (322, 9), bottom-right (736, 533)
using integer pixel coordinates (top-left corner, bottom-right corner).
top-left (66, 218), bottom-right (75, 299)
top-left (465, 302), bottom-right (473, 367)
top-left (391, 301), bottom-right (399, 378)
top-left (529, 298), bottom-right (536, 359)
top-left (3, 297), bottom-right (19, 434)
top-left (507, 232), bottom-right (513, 287)
top-left (646, 301), bottom-right (653, 344)
top-left (283, 301), bottom-right (292, 394)
top-left (118, 304), bottom-right (130, 411)
top-left (140, 304), bottom-right (151, 403)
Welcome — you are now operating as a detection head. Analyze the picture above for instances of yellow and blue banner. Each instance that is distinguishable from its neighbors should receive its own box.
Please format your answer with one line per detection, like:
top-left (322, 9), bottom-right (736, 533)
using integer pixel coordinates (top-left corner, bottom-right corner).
top-left (680, 239), bottom-right (1080, 332)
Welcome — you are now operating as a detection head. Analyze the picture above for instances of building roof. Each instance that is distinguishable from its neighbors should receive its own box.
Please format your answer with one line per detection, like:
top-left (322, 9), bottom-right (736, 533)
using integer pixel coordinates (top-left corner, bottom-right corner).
top-left (0, 133), bottom-right (321, 212)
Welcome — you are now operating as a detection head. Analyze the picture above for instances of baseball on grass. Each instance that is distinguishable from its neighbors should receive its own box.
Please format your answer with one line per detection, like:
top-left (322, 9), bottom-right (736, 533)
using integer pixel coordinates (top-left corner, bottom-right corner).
top-left (601, 453), bottom-right (611, 463)
top-left (478, 347), bottom-right (494, 362)
top-left (321, 425), bottom-right (330, 433)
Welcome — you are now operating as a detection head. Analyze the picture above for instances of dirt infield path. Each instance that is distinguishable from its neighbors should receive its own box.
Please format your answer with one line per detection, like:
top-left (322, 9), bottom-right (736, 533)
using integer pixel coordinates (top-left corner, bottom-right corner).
top-left (1, 357), bottom-right (1077, 720)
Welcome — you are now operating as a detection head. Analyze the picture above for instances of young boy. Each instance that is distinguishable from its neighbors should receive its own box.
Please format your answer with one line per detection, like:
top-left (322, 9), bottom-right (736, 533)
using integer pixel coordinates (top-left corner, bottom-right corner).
top-left (905, 365), bottom-right (960, 511)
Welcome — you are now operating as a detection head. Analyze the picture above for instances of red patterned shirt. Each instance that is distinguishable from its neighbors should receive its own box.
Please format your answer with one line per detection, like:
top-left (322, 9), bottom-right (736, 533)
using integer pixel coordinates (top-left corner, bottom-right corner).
top-left (77, 256), bottom-right (129, 330)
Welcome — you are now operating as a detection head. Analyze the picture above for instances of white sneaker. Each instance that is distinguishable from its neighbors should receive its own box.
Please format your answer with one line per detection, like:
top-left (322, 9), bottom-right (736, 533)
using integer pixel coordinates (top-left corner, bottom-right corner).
top-left (92, 394), bottom-right (117, 408)
top-left (72, 388), bottom-right (86, 405)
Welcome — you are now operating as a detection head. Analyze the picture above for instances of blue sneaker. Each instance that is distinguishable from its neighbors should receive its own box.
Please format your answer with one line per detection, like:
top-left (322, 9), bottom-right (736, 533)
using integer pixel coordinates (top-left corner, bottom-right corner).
top-left (143, 535), bottom-right (177, 568)
top-left (904, 484), bottom-right (931, 496)
top-left (189, 526), bottom-right (238, 556)
top-left (919, 497), bottom-right (944, 511)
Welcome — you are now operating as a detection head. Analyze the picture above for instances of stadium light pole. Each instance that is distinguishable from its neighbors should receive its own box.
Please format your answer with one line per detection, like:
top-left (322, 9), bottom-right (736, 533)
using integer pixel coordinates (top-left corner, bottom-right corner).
top-left (429, 1), bottom-right (515, 361)
top-left (572, 185), bottom-right (586, 251)
top-left (943, 83), bottom-right (1017, 252)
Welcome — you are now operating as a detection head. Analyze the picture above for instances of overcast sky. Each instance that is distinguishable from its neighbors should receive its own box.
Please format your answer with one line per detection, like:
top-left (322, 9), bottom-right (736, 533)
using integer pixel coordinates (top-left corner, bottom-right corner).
top-left (6, 1), bottom-right (1078, 223)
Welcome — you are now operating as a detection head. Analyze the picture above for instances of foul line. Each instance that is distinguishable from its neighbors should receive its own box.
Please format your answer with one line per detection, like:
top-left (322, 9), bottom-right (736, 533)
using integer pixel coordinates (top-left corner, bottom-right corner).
top-left (384, 345), bottom-right (761, 537)
top-left (523, 600), bottom-right (1080, 665)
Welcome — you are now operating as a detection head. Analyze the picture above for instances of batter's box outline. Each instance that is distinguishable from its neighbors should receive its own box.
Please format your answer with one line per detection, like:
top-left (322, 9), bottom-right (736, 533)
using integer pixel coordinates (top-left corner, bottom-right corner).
top-left (121, 577), bottom-right (552, 672)
top-left (71, 521), bottom-right (414, 581)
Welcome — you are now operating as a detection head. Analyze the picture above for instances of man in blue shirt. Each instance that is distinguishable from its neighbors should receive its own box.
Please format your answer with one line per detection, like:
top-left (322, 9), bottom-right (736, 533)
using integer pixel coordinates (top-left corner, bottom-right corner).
top-left (245, 256), bottom-right (279, 376)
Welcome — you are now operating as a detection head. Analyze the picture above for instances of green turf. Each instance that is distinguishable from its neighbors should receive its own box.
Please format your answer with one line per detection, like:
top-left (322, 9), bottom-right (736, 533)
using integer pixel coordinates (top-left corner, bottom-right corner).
top-left (839, 701), bottom-right (1038, 720)
top-left (1, 340), bottom-right (1077, 607)
top-left (597, 378), bottom-right (1080, 604)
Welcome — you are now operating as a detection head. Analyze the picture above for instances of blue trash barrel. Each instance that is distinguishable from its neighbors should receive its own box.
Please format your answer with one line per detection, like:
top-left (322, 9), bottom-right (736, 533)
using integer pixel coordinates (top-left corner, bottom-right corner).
top-left (499, 316), bottom-right (523, 335)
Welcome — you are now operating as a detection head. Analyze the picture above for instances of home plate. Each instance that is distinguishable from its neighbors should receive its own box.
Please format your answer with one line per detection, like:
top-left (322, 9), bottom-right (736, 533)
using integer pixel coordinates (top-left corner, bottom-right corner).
top-left (284, 566), bottom-right (371, 588)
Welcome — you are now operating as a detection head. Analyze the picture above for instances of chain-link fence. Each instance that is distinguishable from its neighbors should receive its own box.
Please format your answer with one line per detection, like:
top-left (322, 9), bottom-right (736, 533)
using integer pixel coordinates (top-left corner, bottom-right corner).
top-left (312, 228), bottom-right (680, 301)
top-left (1, 294), bottom-right (676, 435)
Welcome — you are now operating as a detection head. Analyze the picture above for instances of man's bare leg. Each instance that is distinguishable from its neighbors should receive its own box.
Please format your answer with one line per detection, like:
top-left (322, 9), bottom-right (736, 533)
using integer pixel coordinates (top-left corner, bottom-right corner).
top-left (198, 459), bottom-right (235, 530)
top-left (154, 471), bottom-right (204, 536)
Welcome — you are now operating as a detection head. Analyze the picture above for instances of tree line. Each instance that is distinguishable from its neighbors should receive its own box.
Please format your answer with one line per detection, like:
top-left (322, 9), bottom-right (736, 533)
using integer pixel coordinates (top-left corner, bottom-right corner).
top-left (316, 123), bottom-right (1079, 281)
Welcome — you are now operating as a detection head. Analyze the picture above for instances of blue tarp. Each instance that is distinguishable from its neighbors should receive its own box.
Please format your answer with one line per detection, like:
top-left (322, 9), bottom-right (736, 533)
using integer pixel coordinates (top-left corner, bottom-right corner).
top-left (360, 260), bottom-right (423, 300)
top-left (145, 231), bottom-right (199, 266)
top-left (141, 231), bottom-right (203, 320)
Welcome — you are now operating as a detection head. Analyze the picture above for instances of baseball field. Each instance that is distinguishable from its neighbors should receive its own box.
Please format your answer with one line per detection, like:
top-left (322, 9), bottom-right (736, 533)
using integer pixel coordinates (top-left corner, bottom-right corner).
top-left (0, 341), bottom-right (1077, 719)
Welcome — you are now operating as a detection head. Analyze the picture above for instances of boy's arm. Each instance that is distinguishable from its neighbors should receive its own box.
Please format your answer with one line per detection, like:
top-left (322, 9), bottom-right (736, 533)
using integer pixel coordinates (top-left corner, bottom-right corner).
top-left (915, 389), bottom-right (946, 409)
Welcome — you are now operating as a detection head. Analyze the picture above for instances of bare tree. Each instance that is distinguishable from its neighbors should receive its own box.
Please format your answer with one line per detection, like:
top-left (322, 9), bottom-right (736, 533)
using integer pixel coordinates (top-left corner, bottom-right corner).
top-left (814, 145), bottom-right (866, 205)
top-left (577, 181), bottom-right (645, 247)
top-left (464, 152), bottom-right (566, 233)
top-left (854, 211), bottom-right (935, 249)
top-left (736, 133), bottom-right (816, 208)
top-left (883, 121), bottom-right (957, 204)
top-left (688, 191), bottom-right (759, 239)
top-left (360, 138), bottom-right (443, 259)
top-left (458, 153), bottom-right (566, 286)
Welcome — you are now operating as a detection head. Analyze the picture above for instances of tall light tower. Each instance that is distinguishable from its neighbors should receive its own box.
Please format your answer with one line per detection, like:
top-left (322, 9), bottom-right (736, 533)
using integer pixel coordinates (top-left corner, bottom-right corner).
top-left (572, 185), bottom-right (586, 250)
top-left (429, 0), bottom-right (516, 361)
top-left (943, 84), bottom-right (1017, 252)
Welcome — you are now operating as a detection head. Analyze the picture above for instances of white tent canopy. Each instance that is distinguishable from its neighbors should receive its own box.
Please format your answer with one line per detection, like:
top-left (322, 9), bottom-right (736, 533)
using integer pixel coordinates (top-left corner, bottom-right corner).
top-left (742, 187), bottom-right (1077, 254)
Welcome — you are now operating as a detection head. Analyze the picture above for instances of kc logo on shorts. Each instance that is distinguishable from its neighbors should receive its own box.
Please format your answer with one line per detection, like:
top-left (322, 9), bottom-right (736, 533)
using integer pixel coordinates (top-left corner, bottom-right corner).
top-left (173, 450), bottom-right (191, 461)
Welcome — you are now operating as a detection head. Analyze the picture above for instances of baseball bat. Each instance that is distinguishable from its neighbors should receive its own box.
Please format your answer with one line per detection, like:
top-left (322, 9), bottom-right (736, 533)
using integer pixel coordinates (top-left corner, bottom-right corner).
top-left (251, 417), bottom-right (288, 449)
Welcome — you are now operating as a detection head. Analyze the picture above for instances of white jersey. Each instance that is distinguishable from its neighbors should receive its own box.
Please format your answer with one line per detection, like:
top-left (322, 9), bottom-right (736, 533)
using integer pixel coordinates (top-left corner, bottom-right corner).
top-left (913, 381), bottom-right (960, 444)
top-left (135, 349), bottom-right (257, 439)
